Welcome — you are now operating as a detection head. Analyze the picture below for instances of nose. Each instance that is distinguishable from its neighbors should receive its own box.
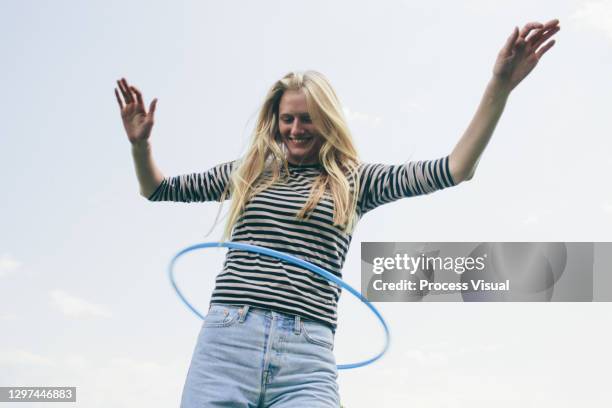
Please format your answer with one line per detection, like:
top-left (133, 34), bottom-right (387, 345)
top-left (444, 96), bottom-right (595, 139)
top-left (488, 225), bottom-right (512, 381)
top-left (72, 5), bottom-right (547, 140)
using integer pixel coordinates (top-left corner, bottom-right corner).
top-left (290, 119), bottom-right (304, 136)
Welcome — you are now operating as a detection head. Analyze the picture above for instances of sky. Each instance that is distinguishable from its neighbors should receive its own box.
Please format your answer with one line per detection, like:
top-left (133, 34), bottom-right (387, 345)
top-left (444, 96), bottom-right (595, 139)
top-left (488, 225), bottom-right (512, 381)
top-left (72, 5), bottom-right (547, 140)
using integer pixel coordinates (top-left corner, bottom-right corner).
top-left (1, 0), bottom-right (611, 406)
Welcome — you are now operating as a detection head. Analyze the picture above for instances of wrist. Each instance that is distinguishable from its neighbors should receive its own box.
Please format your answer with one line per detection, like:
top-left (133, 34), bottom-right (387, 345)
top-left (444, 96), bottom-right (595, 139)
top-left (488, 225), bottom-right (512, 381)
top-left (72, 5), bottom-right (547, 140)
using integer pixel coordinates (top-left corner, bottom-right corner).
top-left (488, 76), bottom-right (513, 99)
top-left (131, 140), bottom-right (151, 153)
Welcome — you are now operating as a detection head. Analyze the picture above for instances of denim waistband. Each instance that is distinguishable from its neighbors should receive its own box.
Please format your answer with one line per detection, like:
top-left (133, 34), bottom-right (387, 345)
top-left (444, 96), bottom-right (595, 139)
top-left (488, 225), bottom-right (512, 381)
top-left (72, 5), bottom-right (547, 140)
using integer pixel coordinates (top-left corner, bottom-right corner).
top-left (209, 303), bottom-right (305, 334)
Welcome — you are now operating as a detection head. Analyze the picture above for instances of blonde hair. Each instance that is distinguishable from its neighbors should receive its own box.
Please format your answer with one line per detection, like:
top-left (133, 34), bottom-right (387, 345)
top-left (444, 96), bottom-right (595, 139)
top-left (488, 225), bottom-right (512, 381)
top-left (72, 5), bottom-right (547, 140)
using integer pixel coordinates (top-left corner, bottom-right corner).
top-left (219, 71), bottom-right (360, 241)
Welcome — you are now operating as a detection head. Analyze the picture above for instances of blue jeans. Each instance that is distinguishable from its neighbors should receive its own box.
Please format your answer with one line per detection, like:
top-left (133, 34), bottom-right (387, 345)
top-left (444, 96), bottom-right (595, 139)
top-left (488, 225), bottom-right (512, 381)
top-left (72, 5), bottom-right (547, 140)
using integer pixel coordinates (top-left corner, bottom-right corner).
top-left (180, 303), bottom-right (341, 407)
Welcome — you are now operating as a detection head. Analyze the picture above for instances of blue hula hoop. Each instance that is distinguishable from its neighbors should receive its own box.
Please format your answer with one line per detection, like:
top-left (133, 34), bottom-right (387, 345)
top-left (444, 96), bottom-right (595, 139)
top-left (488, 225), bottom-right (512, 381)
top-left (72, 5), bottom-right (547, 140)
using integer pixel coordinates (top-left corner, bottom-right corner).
top-left (168, 241), bottom-right (390, 370)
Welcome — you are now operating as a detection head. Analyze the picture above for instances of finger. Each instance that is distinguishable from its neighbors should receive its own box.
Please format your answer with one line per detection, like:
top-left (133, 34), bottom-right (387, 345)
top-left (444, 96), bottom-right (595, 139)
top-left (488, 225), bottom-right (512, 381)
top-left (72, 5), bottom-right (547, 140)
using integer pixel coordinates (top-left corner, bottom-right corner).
top-left (524, 20), bottom-right (559, 43)
top-left (116, 79), bottom-right (131, 104)
top-left (513, 37), bottom-right (527, 57)
top-left (526, 26), bottom-right (548, 45)
top-left (500, 26), bottom-right (519, 57)
top-left (543, 18), bottom-right (560, 29)
top-left (525, 27), bottom-right (543, 43)
top-left (148, 98), bottom-right (158, 119)
top-left (527, 22), bottom-right (560, 43)
top-left (519, 22), bottom-right (544, 39)
top-left (130, 85), bottom-right (144, 107)
top-left (535, 39), bottom-right (556, 60)
top-left (121, 78), bottom-right (134, 104)
top-left (532, 25), bottom-right (560, 50)
top-left (114, 88), bottom-right (124, 110)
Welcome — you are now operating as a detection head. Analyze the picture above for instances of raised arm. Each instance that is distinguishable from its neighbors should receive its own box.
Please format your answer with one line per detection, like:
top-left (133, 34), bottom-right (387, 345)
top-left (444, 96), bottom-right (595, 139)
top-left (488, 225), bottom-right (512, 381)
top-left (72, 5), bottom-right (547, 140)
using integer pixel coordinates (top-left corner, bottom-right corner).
top-left (131, 142), bottom-right (165, 198)
top-left (357, 157), bottom-right (455, 216)
top-left (449, 19), bottom-right (560, 183)
top-left (115, 77), bottom-right (165, 198)
top-left (147, 161), bottom-right (235, 202)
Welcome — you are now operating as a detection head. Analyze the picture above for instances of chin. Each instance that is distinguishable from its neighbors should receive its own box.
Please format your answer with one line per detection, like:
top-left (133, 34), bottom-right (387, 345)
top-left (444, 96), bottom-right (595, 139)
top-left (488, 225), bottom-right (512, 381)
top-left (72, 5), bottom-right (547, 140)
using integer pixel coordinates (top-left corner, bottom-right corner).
top-left (281, 135), bottom-right (322, 164)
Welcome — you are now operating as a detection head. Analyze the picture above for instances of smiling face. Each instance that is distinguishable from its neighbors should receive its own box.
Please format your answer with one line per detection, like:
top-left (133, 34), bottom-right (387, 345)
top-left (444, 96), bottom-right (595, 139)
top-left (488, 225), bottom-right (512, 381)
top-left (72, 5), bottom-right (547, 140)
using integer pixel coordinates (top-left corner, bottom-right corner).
top-left (278, 89), bottom-right (324, 165)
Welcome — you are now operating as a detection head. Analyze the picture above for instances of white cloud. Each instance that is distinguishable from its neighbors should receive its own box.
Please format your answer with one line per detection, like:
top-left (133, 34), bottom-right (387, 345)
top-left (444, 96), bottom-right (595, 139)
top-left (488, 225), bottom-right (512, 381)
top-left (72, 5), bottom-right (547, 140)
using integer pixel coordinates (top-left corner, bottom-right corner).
top-left (79, 356), bottom-right (184, 408)
top-left (0, 350), bottom-right (55, 366)
top-left (602, 202), bottom-right (612, 214)
top-left (0, 253), bottom-right (21, 277)
top-left (50, 290), bottom-right (112, 319)
top-left (0, 352), bottom-right (184, 408)
top-left (570, 0), bottom-right (612, 41)
top-left (343, 106), bottom-right (382, 126)
top-left (522, 214), bottom-right (539, 225)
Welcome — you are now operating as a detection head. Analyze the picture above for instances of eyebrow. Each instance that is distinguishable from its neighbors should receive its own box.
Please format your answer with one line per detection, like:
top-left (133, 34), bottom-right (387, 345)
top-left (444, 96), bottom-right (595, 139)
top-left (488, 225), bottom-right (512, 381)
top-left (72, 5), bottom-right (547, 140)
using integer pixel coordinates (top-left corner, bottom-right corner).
top-left (279, 112), bottom-right (311, 117)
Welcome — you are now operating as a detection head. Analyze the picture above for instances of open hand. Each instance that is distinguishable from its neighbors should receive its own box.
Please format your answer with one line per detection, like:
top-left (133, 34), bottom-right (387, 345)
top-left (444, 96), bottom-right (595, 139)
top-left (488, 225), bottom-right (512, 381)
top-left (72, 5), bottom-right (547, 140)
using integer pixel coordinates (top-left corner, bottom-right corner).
top-left (114, 78), bottom-right (158, 147)
top-left (493, 19), bottom-right (560, 92)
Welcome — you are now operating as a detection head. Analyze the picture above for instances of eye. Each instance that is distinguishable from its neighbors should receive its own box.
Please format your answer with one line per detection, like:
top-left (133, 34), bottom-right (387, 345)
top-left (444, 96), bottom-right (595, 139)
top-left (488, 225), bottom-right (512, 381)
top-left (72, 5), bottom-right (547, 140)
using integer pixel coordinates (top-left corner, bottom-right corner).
top-left (301, 116), bottom-right (312, 124)
top-left (281, 116), bottom-right (293, 124)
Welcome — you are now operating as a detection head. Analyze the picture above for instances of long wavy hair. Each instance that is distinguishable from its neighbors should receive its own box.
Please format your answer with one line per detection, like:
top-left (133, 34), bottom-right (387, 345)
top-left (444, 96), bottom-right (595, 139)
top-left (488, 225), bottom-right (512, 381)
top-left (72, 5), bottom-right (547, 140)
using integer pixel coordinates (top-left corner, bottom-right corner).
top-left (219, 71), bottom-right (361, 241)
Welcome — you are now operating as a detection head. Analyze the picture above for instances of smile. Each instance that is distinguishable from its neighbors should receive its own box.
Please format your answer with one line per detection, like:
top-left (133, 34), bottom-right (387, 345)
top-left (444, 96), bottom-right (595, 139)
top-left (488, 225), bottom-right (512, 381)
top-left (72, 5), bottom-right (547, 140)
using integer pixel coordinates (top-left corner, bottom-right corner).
top-left (287, 135), bottom-right (313, 145)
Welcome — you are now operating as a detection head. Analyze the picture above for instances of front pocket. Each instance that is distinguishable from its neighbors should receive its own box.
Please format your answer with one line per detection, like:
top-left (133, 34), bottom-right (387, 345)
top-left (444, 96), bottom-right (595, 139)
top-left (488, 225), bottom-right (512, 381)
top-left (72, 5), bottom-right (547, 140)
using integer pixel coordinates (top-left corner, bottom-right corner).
top-left (301, 320), bottom-right (334, 350)
top-left (203, 305), bottom-right (240, 328)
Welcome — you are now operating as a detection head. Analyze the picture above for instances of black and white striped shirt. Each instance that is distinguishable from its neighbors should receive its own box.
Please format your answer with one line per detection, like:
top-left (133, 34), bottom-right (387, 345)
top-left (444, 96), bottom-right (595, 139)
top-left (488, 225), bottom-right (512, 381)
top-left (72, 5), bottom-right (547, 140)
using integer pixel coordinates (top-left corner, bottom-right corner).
top-left (148, 157), bottom-right (455, 330)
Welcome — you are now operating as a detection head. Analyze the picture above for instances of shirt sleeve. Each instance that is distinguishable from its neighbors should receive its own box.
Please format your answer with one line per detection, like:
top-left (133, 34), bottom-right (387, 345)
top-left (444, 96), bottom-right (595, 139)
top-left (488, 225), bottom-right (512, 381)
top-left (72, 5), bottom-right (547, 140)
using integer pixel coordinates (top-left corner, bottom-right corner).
top-left (147, 160), bottom-right (235, 202)
top-left (357, 155), bottom-right (455, 215)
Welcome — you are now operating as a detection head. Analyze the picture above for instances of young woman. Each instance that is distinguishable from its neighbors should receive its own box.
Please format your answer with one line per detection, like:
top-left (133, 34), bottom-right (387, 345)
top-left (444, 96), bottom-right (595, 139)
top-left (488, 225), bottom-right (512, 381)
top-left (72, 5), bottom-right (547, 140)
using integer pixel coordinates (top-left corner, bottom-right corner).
top-left (115, 19), bottom-right (559, 407)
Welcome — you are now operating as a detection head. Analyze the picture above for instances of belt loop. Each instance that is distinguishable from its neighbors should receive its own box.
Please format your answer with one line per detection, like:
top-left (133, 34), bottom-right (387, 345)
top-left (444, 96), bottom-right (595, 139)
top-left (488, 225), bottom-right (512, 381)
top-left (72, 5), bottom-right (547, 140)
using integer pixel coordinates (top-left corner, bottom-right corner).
top-left (293, 315), bottom-right (301, 334)
top-left (238, 305), bottom-right (250, 323)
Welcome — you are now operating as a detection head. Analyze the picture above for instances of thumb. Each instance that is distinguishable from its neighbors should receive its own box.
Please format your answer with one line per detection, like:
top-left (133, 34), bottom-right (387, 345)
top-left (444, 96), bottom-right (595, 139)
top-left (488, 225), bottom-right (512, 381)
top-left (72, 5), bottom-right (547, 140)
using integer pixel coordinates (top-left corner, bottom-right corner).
top-left (148, 98), bottom-right (158, 120)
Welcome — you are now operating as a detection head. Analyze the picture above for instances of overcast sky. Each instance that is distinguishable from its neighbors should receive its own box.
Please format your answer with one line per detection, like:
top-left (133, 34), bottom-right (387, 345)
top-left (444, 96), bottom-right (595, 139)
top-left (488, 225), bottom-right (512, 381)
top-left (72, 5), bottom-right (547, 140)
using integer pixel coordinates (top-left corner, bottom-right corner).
top-left (1, 0), bottom-right (611, 407)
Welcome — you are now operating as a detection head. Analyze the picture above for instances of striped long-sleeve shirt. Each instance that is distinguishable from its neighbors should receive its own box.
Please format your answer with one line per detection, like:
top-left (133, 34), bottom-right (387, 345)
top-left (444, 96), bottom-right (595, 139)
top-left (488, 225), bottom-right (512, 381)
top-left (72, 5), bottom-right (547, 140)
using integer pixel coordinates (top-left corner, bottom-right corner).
top-left (148, 157), bottom-right (455, 330)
